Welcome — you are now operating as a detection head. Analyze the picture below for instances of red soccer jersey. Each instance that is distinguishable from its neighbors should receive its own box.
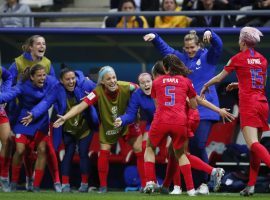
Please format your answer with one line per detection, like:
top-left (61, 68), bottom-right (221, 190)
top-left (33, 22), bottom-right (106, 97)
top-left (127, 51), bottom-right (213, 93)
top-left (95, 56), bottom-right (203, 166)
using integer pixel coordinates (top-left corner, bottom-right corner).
top-left (151, 74), bottom-right (197, 125)
top-left (224, 48), bottom-right (268, 107)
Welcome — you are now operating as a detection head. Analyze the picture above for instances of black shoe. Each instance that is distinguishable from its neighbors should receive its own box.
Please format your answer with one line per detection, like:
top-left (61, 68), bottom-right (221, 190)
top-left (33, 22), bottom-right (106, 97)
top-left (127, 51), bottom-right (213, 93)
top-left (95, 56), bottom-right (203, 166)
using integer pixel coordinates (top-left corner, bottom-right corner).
top-left (159, 186), bottom-right (169, 195)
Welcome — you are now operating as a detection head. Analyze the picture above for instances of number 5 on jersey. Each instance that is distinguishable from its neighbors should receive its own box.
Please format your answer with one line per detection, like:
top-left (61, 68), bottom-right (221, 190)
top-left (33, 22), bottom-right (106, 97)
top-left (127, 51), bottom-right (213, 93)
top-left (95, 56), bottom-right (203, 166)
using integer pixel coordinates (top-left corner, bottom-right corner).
top-left (165, 86), bottom-right (175, 106)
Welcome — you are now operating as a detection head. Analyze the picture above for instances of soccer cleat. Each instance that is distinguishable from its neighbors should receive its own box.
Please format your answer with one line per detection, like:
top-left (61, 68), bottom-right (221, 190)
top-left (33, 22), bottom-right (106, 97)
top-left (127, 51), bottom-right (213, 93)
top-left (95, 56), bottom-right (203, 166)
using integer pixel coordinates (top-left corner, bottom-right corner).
top-left (170, 185), bottom-right (182, 195)
top-left (196, 183), bottom-right (209, 195)
top-left (187, 189), bottom-right (196, 196)
top-left (143, 181), bottom-right (156, 194)
top-left (240, 186), bottom-right (254, 196)
top-left (78, 183), bottom-right (88, 193)
top-left (25, 177), bottom-right (34, 191)
top-left (211, 168), bottom-right (225, 192)
top-left (32, 187), bottom-right (40, 192)
top-left (0, 177), bottom-right (10, 192)
top-left (159, 186), bottom-right (169, 194)
top-left (61, 184), bottom-right (71, 193)
top-left (97, 186), bottom-right (107, 193)
top-left (10, 182), bottom-right (17, 192)
top-left (54, 182), bottom-right (62, 193)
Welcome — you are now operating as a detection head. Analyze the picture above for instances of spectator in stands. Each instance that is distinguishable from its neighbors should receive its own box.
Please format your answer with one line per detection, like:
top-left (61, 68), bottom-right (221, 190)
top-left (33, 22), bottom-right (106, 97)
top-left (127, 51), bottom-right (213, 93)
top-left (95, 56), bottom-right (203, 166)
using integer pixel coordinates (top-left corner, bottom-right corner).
top-left (53, 66), bottom-right (145, 193)
top-left (0, 64), bottom-right (58, 192)
top-left (189, 0), bottom-right (232, 27)
top-left (0, 67), bottom-right (12, 192)
top-left (200, 26), bottom-right (270, 197)
top-left (114, 0), bottom-right (149, 28)
top-left (237, 0), bottom-right (270, 27)
top-left (144, 29), bottom-right (223, 192)
top-left (22, 66), bottom-right (98, 193)
top-left (154, 0), bottom-right (191, 28)
top-left (0, 0), bottom-right (32, 27)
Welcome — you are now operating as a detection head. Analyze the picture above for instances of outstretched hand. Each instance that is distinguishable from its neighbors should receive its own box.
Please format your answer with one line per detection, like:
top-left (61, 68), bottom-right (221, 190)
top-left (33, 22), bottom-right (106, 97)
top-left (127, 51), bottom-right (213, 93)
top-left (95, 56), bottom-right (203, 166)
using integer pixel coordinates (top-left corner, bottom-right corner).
top-left (203, 30), bottom-right (212, 44)
top-left (53, 114), bottom-right (66, 128)
top-left (219, 108), bottom-right (235, 123)
top-left (21, 111), bottom-right (33, 126)
top-left (113, 117), bottom-right (122, 128)
top-left (200, 84), bottom-right (209, 99)
top-left (143, 33), bottom-right (156, 42)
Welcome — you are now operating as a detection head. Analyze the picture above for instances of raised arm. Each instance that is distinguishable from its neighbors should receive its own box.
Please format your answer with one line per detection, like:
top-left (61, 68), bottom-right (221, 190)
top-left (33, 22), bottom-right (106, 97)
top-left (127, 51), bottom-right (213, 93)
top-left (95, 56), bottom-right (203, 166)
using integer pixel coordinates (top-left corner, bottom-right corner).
top-left (205, 30), bottom-right (223, 65)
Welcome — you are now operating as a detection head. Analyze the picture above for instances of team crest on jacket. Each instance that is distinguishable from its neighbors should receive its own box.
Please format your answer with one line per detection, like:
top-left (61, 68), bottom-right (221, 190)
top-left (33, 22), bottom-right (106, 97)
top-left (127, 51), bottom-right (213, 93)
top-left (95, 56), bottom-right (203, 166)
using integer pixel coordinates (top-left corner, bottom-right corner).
top-left (195, 59), bottom-right (201, 70)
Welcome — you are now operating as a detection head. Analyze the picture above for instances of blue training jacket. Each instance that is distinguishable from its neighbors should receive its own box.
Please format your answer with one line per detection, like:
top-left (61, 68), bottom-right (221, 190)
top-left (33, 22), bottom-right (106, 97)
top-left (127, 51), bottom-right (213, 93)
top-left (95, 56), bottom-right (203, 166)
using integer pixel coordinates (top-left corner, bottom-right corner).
top-left (0, 75), bottom-right (58, 136)
top-left (30, 70), bottom-right (99, 149)
top-left (0, 67), bottom-right (12, 92)
top-left (152, 30), bottom-right (222, 121)
top-left (120, 88), bottom-right (155, 131)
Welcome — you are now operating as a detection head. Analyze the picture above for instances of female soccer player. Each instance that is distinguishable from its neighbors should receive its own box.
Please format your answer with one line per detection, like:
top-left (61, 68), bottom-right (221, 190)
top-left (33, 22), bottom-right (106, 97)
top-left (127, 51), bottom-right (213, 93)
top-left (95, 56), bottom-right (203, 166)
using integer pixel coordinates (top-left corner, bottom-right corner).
top-left (144, 29), bottom-right (223, 191)
top-left (0, 67), bottom-right (12, 192)
top-left (200, 26), bottom-right (270, 196)
top-left (0, 64), bottom-right (58, 192)
top-left (53, 66), bottom-right (144, 193)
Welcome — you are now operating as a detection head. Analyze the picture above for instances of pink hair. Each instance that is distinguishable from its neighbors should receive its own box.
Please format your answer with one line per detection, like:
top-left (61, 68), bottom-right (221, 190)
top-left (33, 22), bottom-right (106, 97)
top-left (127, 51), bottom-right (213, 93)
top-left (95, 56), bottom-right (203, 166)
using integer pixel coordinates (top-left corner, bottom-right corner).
top-left (239, 27), bottom-right (263, 47)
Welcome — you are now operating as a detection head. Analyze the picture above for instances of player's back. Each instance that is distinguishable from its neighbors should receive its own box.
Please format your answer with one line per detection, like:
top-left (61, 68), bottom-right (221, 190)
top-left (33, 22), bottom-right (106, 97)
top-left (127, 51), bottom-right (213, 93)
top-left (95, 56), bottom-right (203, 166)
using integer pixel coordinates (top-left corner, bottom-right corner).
top-left (151, 74), bottom-right (196, 125)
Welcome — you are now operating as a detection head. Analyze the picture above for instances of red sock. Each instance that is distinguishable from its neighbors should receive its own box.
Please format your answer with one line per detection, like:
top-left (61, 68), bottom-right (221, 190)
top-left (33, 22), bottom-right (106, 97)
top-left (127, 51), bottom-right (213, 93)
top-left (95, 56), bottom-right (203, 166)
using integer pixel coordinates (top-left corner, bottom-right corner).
top-left (46, 141), bottom-right (60, 183)
top-left (81, 174), bottom-right (88, 184)
top-left (248, 150), bottom-right (261, 186)
top-left (62, 175), bottom-right (69, 184)
top-left (173, 166), bottom-right (181, 186)
top-left (179, 164), bottom-right (194, 191)
top-left (0, 156), bottom-right (11, 178)
top-left (187, 154), bottom-right (213, 174)
top-left (11, 164), bottom-right (21, 183)
top-left (33, 169), bottom-right (45, 187)
top-left (98, 150), bottom-right (110, 187)
top-left (144, 161), bottom-right (156, 183)
top-left (23, 151), bottom-right (35, 178)
top-left (163, 153), bottom-right (178, 187)
top-left (135, 152), bottom-right (145, 187)
top-left (251, 142), bottom-right (270, 167)
top-left (142, 141), bottom-right (146, 153)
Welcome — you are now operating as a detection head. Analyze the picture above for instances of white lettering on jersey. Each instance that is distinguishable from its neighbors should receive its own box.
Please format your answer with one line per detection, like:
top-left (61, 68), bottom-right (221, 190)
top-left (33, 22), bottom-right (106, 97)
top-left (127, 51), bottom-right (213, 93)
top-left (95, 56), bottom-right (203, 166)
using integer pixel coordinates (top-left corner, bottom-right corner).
top-left (247, 58), bottom-right (261, 65)
top-left (162, 78), bottom-right (179, 84)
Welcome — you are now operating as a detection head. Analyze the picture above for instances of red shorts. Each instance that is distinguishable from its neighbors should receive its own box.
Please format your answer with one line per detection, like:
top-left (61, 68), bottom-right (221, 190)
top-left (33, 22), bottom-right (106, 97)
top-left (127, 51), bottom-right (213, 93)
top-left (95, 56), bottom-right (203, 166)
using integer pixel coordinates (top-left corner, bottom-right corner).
top-left (188, 118), bottom-right (200, 138)
top-left (0, 108), bottom-right (9, 124)
top-left (15, 131), bottom-right (48, 148)
top-left (240, 101), bottom-right (269, 132)
top-left (123, 122), bottom-right (142, 141)
top-left (149, 122), bottom-right (187, 150)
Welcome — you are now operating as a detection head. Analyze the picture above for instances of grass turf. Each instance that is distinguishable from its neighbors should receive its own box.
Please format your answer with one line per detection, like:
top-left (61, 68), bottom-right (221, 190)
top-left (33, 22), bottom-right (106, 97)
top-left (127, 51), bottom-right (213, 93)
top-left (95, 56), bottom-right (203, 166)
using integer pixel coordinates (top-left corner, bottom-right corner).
top-left (0, 191), bottom-right (270, 200)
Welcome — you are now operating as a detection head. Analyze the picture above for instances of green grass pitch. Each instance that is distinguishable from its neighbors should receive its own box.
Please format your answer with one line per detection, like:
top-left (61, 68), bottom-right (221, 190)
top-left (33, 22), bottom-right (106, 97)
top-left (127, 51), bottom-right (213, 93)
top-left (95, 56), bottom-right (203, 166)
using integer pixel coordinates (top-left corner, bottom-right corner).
top-left (0, 191), bottom-right (270, 200)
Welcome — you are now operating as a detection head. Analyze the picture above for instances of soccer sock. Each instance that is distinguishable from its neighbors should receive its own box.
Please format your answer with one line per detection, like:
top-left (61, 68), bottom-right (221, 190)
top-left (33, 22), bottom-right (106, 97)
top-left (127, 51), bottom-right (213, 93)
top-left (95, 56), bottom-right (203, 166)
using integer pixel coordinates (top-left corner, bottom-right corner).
top-left (98, 150), bottom-right (110, 187)
top-left (61, 175), bottom-right (69, 184)
top-left (0, 156), bottom-right (11, 178)
top-left (250, 142), bottom-right (270, 167)
top-left (248, 150), bottom-right (261, 186)
top-left (81, 174), bottom-right (88, 184)
top-left (135, 152), bottom-right (146, 187)
top-left (173, 166), bottom-right (181, 187)
top-left (162, 153), bottom-right (178, 188)
top-left (23, 151), bottom-right (35, 179)
top-left (11, 164), bottom-right (21, 183)
top-left (144, 161), bottom-right (156, 183)
top-left (179, 164), bottom-right (194, 191)
top-left (46, 141), bottom-right (60, 183)
top-left (33, 169), bottom-right (45, 187)
top-left (187, 154), bottom-right (213, 174)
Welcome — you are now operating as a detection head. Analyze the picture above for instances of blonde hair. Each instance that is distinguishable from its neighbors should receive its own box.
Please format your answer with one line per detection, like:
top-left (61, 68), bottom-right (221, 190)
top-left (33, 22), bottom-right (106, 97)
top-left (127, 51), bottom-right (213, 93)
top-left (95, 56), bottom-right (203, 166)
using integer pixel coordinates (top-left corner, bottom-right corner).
top-left (97, 66), bottom-right (116, 85)
top-left (239, 27), bottom-right (263, 48)
top-left (184, 30), bottom-right (200, 45)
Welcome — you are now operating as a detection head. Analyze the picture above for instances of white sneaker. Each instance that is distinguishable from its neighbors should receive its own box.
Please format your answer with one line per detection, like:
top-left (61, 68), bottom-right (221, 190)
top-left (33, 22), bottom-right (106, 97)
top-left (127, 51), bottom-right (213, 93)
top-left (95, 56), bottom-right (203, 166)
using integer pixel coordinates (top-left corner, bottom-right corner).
top-left (144, 181), bottom-right (156, 194)
top-left (170, 185), bottom-right (182, 195)
top-left (187, 188), bottom-right (196, 196)
top-left (196, 183), bottom-right (209, 195)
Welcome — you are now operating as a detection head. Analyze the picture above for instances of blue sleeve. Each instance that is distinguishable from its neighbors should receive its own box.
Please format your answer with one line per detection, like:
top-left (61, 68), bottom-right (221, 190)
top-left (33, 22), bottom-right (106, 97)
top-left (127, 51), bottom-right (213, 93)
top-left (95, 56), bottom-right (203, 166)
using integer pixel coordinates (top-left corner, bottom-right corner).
top-left (1, 67), bottom-right (12, 92)
top-left (120, 91), bottom-right (140, 126)
top-left (206, 30), bottom-right (223, 65)
top-left (30, 83), bottom-right (60, 119)
top-left (49, 64), bottom-right (56, 77)
top-left (152, 33), bottom-right (185, 61)
top-left (0, 85), bottom-right (20, 104)
top-left (8, 62), bottom-right (18, 85)
top-left (83, 78), bottom-right (96, 92)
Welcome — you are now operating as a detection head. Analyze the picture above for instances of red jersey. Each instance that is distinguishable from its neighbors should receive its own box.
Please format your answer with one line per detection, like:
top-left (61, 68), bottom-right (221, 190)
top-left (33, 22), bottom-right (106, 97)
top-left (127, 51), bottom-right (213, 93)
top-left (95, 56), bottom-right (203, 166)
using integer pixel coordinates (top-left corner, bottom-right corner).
top-left (151, 74), bottom-right (197, 125)
top-left (224, 48), bottom-right (268, 107)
